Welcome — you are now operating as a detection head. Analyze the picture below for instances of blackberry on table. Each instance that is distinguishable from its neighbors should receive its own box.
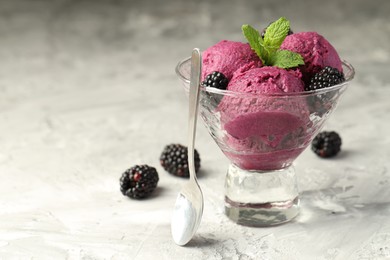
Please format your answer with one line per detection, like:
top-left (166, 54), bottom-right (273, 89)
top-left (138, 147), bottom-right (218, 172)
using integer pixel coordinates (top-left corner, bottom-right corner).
top-left (120, 165), bottom-right (159, 199)
top-left (311, 131), bottom-right (342, 158)
top-left (306, 66), bottom-right (345, 91)
top-left (202, 71), bottom-right (229, 90)
top-left (160, 144), bottom-right (201, 178)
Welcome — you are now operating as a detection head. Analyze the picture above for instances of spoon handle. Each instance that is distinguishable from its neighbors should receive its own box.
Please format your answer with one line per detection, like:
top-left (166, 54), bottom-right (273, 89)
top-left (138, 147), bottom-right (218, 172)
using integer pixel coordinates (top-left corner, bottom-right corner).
top-left (188, 48), bottom-right (202, 182)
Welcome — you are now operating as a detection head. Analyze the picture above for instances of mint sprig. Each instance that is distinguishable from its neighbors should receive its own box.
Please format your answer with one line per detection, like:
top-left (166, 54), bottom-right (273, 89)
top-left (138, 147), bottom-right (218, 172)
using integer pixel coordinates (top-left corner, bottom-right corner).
top-left (270, 50), bottom-right (305, 68)
top-left (242, 17), bottom-right (304, 69)
top-left (241, 24), bottom-right (266, 64)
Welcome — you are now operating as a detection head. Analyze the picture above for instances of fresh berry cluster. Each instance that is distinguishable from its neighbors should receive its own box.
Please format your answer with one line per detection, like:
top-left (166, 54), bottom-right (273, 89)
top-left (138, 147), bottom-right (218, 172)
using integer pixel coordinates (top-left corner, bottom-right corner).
top-left (306, 66), bottom-right (345, 91)
top-left (202, 71), bottom-right (229, 90)
top-left (311, 131), bottom-right (342, 158)
top-left (119, 144), bottom-right (201, 199)
top-left (160, 144), bottom-right (201, 178)
top-left (120, 165), bottom-right (159, 199)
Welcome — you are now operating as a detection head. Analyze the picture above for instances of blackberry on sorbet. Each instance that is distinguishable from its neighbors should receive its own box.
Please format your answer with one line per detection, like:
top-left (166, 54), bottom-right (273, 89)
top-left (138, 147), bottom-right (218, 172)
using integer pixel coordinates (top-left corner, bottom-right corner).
top-left (312, 131), bottom-right (342, 158)
top-left (119, 165), bottom-right (159, 199)
top-left (306, 66), bottom-right (345, 91)
top-left (202, 71), bottom-right (229, 90)
top-left (160, 144), bottom-right (201, 178)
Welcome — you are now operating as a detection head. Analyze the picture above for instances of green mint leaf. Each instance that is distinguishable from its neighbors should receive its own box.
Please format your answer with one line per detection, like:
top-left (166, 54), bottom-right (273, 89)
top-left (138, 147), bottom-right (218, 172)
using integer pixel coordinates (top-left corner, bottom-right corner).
top-left (263, 17), bottom-right (290, 53)
top-left (270, 50), bottom-right (304, 69)
top-left (242, 24), bottom-right (265, 64)
top-left (258, 36), bottom-right (272, 64)
top-left (242, 18), bottom-right (304, 68)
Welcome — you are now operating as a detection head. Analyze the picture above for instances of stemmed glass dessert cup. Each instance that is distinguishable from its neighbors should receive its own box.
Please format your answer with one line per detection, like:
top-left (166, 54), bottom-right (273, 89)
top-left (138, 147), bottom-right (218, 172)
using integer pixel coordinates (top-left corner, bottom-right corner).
top-left (176, 57), bottom-right (355, 227)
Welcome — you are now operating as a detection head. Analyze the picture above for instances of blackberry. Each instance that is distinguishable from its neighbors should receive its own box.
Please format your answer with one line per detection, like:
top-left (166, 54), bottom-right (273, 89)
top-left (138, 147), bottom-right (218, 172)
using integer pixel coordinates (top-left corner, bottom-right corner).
top-left (306, 67), bottom-right (345, 91)
top-left (202, 71), bottom-right (229, 90)
top-left (312, 131), bottom-right (342, 158)
top-left (119, 165), bottom-right (159, 199)
top-left (160, 144), bottom-right (201, 178)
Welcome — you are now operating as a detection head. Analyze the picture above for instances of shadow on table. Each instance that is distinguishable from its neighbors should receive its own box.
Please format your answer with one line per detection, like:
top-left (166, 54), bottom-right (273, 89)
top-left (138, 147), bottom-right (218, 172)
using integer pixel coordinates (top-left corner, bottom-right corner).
top-left (149, 186), bottom-right (166, 199)
top-left (185, 235), bottom-right (220, 248)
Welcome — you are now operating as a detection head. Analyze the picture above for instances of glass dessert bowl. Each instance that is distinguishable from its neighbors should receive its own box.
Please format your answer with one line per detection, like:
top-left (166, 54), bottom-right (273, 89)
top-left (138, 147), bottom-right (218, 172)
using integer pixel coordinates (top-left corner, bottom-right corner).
top-left (176, 57), bottom-right (355, 227)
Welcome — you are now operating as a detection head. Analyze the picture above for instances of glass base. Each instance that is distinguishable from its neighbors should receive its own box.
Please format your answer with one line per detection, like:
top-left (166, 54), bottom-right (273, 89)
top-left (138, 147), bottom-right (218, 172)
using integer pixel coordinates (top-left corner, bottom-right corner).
top-left (224, 164), bottom-right (299, 227)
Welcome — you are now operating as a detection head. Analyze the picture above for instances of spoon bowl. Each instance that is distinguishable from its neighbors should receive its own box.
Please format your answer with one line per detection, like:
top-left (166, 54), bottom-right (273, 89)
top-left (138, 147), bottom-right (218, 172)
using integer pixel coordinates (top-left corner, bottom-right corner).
top-left (171, 48), bottom-right (204, 246)
top-left (171, 180), bottom-right (204, 245)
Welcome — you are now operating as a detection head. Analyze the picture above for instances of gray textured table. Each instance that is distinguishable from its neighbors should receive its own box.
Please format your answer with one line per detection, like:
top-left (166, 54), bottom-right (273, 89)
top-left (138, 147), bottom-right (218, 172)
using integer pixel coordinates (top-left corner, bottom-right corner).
top-left (1, 0), bottom-right (390, 259)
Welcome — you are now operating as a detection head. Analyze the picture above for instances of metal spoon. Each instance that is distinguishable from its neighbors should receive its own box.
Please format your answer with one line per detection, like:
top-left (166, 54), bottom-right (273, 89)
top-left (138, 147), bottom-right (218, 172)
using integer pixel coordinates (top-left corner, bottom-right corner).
top-left (171, 48), bottom-right (204, 246)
